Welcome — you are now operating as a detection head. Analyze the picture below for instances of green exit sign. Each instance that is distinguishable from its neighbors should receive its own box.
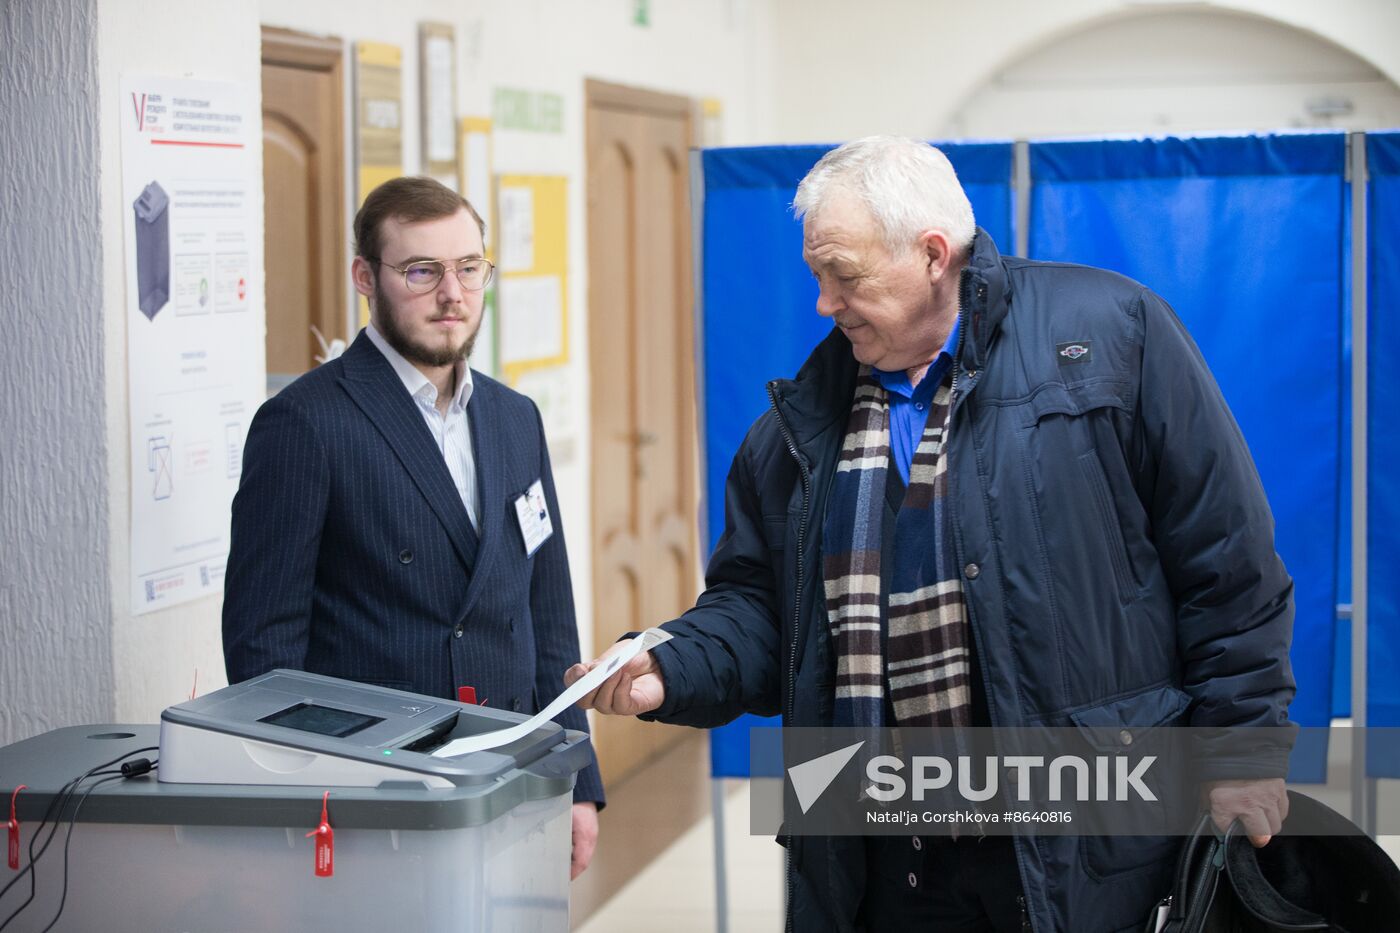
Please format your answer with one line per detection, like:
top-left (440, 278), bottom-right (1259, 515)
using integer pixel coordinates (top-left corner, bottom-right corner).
top-left (494, 87), bottom-right (564, 134)
top-left (634, 0), bottom-right (650, 27)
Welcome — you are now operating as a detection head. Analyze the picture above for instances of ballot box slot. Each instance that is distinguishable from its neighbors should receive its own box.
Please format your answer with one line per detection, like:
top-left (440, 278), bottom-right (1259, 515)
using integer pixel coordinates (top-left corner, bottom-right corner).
top-left (397, 717), bottom-right (457, 754)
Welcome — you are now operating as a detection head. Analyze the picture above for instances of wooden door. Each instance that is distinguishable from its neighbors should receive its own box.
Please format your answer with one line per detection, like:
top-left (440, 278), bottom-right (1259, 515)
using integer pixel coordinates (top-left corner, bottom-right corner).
top-left (586, 81), bottom-right (700, 784)
top-left (261, 28), bottom-right (345, 393)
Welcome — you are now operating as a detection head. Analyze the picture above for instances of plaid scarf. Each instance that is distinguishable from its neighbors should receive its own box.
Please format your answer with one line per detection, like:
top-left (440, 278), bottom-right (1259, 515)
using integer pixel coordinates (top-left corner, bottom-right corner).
top-left (823, 367), bottom-right (972, 728)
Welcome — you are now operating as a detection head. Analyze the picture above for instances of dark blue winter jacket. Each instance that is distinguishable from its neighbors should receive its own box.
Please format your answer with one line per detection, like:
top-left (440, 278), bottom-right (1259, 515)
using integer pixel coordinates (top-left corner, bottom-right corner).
top-left (644, 230), bottom-right (1296, 932)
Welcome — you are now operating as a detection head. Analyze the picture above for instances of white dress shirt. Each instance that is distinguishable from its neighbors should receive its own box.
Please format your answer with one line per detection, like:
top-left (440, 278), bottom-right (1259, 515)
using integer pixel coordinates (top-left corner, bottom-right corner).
top-left (365, 324), bottom-right (480, 530)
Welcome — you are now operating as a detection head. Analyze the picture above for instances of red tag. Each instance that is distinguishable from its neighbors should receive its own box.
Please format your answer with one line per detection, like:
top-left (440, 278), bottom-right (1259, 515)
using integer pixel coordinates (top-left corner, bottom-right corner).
top-left (8, 785), bottom-right (25, 871)
top-left (457, 686), bottom-right (477, 705)
top-left (304, 791), bottom-right (334, 877)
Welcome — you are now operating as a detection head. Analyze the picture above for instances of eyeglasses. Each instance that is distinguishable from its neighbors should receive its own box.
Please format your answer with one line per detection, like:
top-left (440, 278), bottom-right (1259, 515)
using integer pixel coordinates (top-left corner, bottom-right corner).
top-left (373, 256), bottom-right (496, 294)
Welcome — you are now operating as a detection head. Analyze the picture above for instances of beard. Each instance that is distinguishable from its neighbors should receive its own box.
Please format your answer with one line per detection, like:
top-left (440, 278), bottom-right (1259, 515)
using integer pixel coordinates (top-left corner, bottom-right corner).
top-left (372, 275), bottom-right (478, 367)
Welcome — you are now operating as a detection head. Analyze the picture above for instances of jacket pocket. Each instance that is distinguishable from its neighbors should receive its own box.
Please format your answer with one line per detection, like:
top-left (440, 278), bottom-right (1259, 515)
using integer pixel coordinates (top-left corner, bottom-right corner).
top-left (1068, 682), bottom-right (1191, 747)
top-left (1018, 380), bottom-right (1131, 427)
top-left (1070, 683), bottom-right (1192, 882)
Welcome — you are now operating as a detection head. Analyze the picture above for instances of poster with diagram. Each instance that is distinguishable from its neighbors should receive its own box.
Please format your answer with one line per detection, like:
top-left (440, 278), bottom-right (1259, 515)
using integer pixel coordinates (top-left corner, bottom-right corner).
top-left (120, 74), bottom-right (263, 615)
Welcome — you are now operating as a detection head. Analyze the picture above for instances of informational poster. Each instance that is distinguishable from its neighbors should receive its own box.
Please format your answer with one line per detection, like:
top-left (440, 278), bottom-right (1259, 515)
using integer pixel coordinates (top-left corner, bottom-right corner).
top-left (497, 186), bottom-right (535, 272)
top-left (356, 41), bottom-right (403, 327)
top-left (420, 23), bottom-right (456, 175)
top-left (120, 74), bottom-right (263, 615)
top-left (355, 41), bottom-right (403, 195)
top-left (496, 175), bottom-right (569, 384)
top-left (513, 366), bottom-right (577, 466)
top-left (459, 117), bottom-right (497, 378)
top-left (459, 117), bottom-right (495, 240)
top-left (499, 275), bottom-right (563, 361)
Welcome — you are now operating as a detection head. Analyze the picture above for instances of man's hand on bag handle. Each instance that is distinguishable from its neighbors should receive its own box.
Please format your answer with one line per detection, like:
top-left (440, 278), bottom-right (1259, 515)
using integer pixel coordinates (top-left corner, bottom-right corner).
top-left (566, 638), bottom-right (667, 716)
top-left (1204, 778), bottom-right (1289, 847)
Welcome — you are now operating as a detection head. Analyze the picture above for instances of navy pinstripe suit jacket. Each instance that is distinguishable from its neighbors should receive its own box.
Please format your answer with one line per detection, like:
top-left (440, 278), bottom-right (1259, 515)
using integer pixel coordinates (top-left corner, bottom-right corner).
top-left (222, 330), bottom-right (603, 804)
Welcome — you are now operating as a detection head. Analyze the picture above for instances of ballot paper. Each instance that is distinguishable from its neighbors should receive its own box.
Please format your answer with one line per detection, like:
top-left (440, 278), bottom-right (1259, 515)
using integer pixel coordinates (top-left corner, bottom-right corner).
top-left (431, 628), bottom-right (673, 758)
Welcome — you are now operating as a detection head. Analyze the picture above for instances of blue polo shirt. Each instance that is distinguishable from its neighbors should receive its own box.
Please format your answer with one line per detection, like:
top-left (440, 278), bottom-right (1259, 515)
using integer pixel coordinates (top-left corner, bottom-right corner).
top-left (872, 318), bottom-right (961, 484)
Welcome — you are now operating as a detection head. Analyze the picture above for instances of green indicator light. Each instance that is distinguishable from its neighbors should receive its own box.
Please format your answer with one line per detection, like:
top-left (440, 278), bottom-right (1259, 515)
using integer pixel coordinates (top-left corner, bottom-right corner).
top-left (383, 750), bottom-right (393, 756)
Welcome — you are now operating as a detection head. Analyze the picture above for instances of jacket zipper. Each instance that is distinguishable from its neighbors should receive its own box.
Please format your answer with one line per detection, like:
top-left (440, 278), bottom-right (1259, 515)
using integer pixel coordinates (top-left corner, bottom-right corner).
top-left (948, 276), bottom-right (1037, 932)
top-left (767, 380), bottom-right (811, 933)
top-left (766, 380), bottom-right (812, 728)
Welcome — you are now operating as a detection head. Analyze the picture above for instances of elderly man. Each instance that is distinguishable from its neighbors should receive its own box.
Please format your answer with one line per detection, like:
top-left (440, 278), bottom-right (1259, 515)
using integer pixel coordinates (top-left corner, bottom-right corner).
top-left (570, 137), bottom-right (1294, 931)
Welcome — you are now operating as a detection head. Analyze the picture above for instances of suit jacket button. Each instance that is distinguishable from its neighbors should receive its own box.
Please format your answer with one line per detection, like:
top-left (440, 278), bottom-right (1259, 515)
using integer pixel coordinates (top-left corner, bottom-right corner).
top-left (399, 549), bottom-right (414, 564)
top-left (511, 698), bottom-right (522, 712)
top-left (453, 625), bottom-right (464, 638)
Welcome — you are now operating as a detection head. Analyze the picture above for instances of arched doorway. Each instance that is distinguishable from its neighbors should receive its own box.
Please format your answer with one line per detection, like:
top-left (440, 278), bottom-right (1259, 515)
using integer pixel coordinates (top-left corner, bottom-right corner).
top-left (943, 7), bottom-right (1400, 138)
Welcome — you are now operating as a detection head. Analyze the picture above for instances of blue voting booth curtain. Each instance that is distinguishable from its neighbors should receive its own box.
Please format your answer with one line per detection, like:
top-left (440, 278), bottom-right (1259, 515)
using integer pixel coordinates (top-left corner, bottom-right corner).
top-left (1367, 132), bottom-right (1400, 774)
top-left (700, 142), bottom-right (1014, 777)
top-left (1029, 134), bottom-right (1347, 782)
top-left (1333, 188), bottom-right (1355, 721)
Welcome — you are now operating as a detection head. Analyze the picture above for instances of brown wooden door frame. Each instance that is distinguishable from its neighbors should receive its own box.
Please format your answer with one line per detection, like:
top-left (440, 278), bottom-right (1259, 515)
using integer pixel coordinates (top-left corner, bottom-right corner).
top-left (578, 78), bottom-right (708, 926)
top-left (584, 76), bottom-right (700, 760)
top-left (586, 78), bottom-right (692, 119)
top-left (261, 26), bottom-right (347, 374)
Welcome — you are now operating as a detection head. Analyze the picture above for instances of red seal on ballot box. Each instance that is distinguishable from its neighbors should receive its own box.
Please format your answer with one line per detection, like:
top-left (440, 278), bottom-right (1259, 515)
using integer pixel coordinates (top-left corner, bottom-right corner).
top-left (305, 790), bottom-right (334, 878)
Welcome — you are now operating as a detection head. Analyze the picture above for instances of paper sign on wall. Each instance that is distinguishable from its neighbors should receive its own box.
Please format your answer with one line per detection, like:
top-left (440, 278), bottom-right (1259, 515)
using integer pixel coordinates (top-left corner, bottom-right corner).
top-left (495, 175), bottom-right (568, 384)
top-left (119, 74), bottom-right (263, 614)
top-left (457, 117), bottom-right (497, 378)
top-left (355, 42), bottom-right (403, 327)
top-left (420, 24), bottom-right (456, 174)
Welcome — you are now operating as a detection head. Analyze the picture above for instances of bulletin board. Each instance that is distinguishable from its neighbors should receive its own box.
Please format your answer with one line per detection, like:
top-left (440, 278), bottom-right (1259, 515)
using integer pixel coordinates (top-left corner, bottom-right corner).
top-left (459, 117), bottom-right (495, 243)
top-left (354, 41), bottom-right (404, 201)
top-left (459, 117), bottom-right (497, 377)
top-left (355, 40), bottom-right (403, 328)
top-left (495, 174), bottom-right (568, 385)
top-left (418, 23), bottom-right (456, 179)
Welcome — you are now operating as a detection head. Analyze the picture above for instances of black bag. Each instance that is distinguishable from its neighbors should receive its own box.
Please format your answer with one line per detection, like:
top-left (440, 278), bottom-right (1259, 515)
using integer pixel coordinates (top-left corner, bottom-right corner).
top-left (1149, 791), bottom-right (1400, 933)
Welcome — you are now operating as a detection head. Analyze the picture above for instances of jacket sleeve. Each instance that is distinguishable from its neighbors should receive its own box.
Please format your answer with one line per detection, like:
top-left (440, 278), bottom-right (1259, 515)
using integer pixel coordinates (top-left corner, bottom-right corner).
top-left (526, 402), bottom-right (605, 806)
top-left (222, 394), bottom-right (329, 683)
top-left (1135, 288), bottom-right (1297, 780)
top-left (642, 426), bottom-right (785, 728)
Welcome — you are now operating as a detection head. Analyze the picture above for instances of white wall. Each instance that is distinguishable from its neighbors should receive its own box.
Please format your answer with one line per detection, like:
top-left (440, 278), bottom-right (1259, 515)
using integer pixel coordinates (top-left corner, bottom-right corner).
top-left (97, 0), bottom-right (265, 722)
top-left (768, 0), bottom-right (1400, 142)
top-left (0, 0), bottom-right (113, 743)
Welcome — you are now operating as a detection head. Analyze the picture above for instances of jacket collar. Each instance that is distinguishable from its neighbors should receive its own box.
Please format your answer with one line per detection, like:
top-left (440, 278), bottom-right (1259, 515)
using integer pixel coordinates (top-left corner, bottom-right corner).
top-left (958, 226), bottom-right (1010, 372)
top-left (337, 330), bottom-right (481, 573)
top-left (770, 227), bottom-right (1011, 447)
top-left (363, 321), bottom-right (475, 412)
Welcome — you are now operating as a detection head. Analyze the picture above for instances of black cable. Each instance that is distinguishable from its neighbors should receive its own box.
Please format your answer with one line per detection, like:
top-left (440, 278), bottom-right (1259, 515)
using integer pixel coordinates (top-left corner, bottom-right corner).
top-left (0, 772), bottom-right (104, 925)
top-left (0, 746), bottom-right (158, 932)
top-left (0, 755), bottom-right (138, 909)
top-left (0, 749), bottom-right (156, 928)
top-left (38, 773), bottom-right (128, 933)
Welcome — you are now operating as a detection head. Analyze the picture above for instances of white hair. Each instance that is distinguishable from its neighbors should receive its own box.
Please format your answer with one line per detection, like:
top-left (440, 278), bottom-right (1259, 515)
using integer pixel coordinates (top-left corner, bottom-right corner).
top-left (792, 136), bottom-right (976, 256)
